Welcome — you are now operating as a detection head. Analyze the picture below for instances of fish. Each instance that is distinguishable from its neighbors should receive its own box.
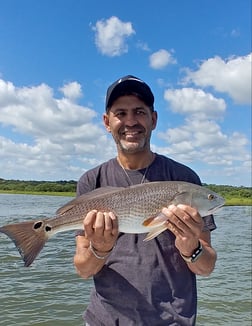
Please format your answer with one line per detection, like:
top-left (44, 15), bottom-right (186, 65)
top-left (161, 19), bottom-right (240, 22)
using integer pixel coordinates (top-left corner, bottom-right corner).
top-left (0, 181), bottom-right (225, 267)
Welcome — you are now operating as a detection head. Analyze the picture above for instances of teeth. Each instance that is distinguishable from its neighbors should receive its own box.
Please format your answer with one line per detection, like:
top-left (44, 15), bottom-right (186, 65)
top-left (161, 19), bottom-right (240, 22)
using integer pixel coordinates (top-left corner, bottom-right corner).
top-left (124, 131), bottom-right (139, 135)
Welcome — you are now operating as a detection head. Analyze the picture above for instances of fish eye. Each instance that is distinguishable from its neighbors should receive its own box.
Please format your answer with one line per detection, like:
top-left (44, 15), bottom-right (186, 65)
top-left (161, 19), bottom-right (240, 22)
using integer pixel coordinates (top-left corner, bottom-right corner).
top-left (208, 194), bottom-right (215, 200)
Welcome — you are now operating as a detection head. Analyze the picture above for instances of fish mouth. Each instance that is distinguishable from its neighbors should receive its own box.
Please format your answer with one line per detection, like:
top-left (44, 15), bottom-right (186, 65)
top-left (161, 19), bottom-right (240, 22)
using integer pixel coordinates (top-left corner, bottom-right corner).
top-left (207, 201), bottom-right (225, 214)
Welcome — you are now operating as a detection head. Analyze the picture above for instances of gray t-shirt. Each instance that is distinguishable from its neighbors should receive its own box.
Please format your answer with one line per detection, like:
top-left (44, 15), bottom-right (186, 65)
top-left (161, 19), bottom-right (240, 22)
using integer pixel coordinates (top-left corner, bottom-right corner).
top-left (77, 154), bottom-right (216, 326)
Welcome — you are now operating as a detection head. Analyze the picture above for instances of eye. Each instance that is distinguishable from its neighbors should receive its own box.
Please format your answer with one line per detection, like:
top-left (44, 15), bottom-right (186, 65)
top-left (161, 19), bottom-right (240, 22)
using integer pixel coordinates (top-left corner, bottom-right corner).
top-left (136, 109), bottom-right (145, 115)
top-left (208, 194), bottom-right (215, 200)
top-left (114, 111), bottom-right (126, 118)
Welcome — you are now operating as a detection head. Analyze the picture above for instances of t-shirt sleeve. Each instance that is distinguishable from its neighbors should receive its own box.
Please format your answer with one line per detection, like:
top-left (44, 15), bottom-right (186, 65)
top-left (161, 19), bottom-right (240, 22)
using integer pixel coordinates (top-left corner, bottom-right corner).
top-left (76, 169), bottom-right (99, 196)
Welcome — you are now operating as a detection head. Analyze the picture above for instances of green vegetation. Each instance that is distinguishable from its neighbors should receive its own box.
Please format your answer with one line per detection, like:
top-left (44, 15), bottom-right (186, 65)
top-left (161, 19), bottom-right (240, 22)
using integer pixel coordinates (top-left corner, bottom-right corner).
top-left (0, 179), bottom-right (76, 197)
top-left (205, 184), bottom-right (252, 206)
top-left (0, 178), bottom-right (251, 205)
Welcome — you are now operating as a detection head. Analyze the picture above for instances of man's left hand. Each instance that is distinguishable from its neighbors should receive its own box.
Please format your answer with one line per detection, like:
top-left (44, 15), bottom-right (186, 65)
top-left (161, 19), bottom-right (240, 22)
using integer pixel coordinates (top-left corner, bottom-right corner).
top-left (161, 204), bottom-right (204, 257)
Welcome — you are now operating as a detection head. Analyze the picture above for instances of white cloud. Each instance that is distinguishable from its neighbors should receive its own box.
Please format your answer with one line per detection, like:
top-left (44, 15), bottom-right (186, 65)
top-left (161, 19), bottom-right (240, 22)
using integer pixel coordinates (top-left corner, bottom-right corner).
top-left (93, 16), bottom-right (135, 57)
top-left (149, 49), bottom-right (177, 69)
top-left (158, 82), bottom-right (251, 185)
top-left (0, 82), bottom-right (97, 139)
top-left (0, 79), bottom-right (116, 180)
top-left (183, 53), bottom-right (252, 104)
top-left (136, 41), bottom-right (150, 52)
top-left (59, 82), bottom-right (82, 100)
top-left (158, 119), bottom-right (228, 150)
top-left (164, 87), bottom-right (226, 119)
top-left (0, 76), bottom-right (250, 185)
top-left (157, 118), bottom-right (250, 169)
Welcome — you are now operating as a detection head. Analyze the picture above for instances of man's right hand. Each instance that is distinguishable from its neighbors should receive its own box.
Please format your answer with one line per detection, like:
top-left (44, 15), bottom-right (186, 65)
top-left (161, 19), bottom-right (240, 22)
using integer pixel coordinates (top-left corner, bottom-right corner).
top-left (84, 210), bottom-right (119, 253)
top-left (74, 210), bottom-right (118, 279)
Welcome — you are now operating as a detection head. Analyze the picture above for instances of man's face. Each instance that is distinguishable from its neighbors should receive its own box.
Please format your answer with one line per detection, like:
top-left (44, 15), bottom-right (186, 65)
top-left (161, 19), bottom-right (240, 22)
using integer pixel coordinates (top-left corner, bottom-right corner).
top-left (103, 95), bottom-right (157, 154)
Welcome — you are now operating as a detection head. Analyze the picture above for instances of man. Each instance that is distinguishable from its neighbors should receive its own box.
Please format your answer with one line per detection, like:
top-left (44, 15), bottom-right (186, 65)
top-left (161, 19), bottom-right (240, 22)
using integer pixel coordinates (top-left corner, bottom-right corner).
top-left (74, 75), bottom-right (217, 326)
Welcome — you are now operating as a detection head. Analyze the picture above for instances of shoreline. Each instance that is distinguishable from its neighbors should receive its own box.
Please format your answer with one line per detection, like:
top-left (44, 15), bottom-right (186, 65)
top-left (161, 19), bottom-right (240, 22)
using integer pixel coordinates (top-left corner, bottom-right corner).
top-left (0, 190), bottom-right (251, 206)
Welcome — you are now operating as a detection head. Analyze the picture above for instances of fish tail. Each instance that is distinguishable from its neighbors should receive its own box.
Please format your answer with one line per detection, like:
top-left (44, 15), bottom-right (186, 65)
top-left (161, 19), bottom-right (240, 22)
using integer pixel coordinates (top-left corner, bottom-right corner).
top-left (0, 220), bottom-right (49, 267)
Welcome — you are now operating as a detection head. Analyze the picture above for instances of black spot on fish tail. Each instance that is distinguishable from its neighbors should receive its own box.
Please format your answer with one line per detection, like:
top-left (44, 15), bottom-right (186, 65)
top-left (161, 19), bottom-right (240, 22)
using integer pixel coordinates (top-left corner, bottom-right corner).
top-left (45, 225), bottom-right (52, 232)
top-left (33, 221), bottom-right (51, 233)
top-left (33, 221), bottom-right (43, 229)
top-left (0, 220), bottom-right (48, 267)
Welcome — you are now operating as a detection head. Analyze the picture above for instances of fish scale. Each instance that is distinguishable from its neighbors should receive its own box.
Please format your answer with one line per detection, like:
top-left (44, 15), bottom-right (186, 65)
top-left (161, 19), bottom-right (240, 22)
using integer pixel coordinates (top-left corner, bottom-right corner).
top-left (56, 183), bottom-right (175, 233)
top-left (0, 181), bottom-right (225, 266)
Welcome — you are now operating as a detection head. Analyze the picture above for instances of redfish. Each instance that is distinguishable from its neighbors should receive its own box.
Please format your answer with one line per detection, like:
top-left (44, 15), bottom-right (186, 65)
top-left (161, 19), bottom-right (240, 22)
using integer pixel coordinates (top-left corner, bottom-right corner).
top-left (0, 181), bottom-right (224, 266)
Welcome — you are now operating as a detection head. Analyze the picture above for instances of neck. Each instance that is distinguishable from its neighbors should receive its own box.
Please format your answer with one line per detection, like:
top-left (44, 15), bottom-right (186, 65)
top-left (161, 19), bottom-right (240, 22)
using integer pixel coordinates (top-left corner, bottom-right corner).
top-left (117, 151), bottom-right (155, 170)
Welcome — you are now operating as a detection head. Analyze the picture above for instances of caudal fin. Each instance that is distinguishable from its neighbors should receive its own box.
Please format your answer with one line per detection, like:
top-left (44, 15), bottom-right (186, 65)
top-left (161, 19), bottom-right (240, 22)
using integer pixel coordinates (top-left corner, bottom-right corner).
top-left (0, 220), bottom-right (48, 267)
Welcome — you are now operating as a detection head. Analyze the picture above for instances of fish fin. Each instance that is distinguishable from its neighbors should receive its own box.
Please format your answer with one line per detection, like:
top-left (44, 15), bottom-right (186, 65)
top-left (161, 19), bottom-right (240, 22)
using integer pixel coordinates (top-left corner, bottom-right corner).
top-left (56, 186), bottom-right (125, 215)
top-left (0, 220), bottom-right (49, 267)
top-left (142, 216), bottom-right (156, 226)
top-left (142, 212), bottom-right (168, 227)
top-left (143, 224), bottom-right (168, 241)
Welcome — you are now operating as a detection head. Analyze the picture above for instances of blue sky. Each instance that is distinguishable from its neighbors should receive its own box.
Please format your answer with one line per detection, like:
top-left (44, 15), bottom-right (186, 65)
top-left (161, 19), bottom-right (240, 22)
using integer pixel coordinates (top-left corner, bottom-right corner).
top-left (0, 0), bottom-right (251, 186)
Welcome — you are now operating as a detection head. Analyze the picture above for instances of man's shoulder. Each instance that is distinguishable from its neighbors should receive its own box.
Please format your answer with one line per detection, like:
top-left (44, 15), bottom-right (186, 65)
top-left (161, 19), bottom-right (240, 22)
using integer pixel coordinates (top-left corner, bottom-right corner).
top-left (80, 158), bottom-right (116, 180)
top-left (154, 154), bottom-right (201, 184)
top-left (155, 153), bottom-right (190, 170)
top-left (77, 158), bottom-right (117, 195)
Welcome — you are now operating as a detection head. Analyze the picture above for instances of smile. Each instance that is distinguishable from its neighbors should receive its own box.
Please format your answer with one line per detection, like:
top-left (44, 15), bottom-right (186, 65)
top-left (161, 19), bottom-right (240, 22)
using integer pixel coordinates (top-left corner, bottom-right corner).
top-left (123, 131), bottom-right (141, 136)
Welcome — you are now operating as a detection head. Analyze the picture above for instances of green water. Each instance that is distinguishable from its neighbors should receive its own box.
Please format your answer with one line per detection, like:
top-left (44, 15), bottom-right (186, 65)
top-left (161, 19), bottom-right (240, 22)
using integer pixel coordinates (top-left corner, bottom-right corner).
top-left (0, 194), bottom-right (251, 325)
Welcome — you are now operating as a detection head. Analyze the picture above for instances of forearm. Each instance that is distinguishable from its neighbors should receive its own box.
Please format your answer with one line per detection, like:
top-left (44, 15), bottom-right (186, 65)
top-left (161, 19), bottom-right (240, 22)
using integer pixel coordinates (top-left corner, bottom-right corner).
top-left (184, 239), bottom-right (217, 276)
top-left (162, 205), bottom-right (217, 276)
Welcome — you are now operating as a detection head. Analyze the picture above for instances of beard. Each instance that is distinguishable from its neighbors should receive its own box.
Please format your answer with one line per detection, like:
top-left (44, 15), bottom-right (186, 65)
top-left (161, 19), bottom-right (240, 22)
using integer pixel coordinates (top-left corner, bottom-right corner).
top-left (112, 126), bottom-right (151, 154)
top-left (117, 137), bottom-right (147, 153)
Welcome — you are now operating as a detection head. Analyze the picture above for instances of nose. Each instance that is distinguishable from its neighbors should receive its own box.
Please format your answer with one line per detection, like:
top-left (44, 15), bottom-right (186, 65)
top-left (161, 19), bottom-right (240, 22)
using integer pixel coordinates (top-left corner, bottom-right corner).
top-left (125, 112), bottom-right (138, 126)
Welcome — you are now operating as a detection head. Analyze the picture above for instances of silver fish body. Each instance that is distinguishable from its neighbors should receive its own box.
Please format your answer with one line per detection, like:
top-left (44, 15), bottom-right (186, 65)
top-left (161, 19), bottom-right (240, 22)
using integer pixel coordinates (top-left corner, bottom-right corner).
top-left (0, 181), bottom-right (225, 266)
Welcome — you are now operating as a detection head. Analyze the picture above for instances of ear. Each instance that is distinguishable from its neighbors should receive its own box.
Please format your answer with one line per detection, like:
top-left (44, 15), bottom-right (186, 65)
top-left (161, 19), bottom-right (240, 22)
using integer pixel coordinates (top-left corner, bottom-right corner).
top-left (103, 113), bottom-right (111, 132)
top-left (151, 111), bottom-right (158, 130)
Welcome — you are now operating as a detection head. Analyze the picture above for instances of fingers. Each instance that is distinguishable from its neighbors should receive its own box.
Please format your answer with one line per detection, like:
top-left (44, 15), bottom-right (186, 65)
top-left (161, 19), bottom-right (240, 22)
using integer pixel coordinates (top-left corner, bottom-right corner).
top-left (161, 204), bottom-right (205, 257)
top-left (83, 210), bottom-right (119, 251)
top-left (162, 204), bottom-right (203, 237)
top-left (84, 211), bottom-right (117, 233)
top-left (176, 204), bottom-right (202, 222)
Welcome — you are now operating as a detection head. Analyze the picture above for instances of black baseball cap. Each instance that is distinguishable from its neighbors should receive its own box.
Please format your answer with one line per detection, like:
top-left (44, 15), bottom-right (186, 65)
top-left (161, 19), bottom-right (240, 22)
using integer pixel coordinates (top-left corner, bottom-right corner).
top-left (105, 75), bottom-right (154, 112)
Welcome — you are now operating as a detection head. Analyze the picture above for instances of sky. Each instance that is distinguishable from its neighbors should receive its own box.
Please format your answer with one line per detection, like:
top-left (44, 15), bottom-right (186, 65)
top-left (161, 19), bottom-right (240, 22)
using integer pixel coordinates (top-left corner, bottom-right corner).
top-left (0, 0), bottom-right (251, 186)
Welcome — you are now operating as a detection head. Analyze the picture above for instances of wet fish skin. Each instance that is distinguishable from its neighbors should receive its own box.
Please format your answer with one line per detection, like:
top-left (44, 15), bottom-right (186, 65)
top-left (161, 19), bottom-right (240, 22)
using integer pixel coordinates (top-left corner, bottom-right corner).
top-left (0, 181), bottom-right (225, 267)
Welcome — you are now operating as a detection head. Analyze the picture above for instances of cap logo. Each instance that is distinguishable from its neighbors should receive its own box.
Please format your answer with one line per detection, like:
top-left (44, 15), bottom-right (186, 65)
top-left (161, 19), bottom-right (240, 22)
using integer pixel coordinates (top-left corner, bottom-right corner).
top-left (118, 76), bottom-right (144, 84)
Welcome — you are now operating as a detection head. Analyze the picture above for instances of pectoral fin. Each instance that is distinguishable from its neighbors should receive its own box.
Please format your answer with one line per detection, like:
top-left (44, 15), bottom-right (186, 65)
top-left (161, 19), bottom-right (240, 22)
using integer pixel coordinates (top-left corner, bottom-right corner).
top-left (142, 212), bottom-right (168, 227)
top-left (143, 224), bottom-right (169, 241)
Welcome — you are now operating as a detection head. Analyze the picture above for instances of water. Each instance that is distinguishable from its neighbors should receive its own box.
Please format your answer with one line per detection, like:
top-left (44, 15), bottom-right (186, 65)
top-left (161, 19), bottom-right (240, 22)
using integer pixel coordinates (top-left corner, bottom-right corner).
top-left (0, 194), bottom-right (251, 326)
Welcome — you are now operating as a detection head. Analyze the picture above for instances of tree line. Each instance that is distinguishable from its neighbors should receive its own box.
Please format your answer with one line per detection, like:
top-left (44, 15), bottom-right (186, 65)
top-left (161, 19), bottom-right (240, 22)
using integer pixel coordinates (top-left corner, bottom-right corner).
top-left (0, 178), bottom-right (77, 193)
top-left (205, 183), bottom-right (251, 199)
top-left (0, 178), bottom-right (251, 201)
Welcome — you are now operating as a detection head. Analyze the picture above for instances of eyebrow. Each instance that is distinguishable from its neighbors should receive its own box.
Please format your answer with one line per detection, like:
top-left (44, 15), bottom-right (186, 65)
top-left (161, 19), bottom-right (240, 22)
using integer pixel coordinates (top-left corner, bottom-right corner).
top-left (111, 106), bottom-right (147, 113)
